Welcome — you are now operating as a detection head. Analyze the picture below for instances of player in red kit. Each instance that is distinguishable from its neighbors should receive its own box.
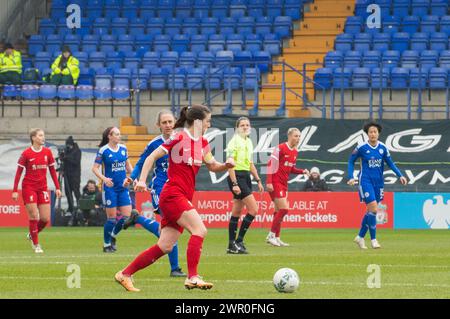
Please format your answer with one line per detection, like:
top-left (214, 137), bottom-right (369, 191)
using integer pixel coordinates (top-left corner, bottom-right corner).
top-left (12, 129), bottom-right (62, 253)
top-left (266, 128), bottom-right (309, 247)
top-left (114, 105), bottom-right (235, 292)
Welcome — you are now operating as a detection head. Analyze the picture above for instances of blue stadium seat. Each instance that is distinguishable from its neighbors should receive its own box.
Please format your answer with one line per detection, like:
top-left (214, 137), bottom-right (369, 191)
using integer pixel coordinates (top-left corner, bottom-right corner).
top-left (180, 52), bottom-right (197, 68)
top-left (420, 50), bottom-right (439, 70)
top-left (409, 67), bottom-right (429, 89)
top-left (215, 50), bottom-right (234, 66)
top-left (373, 33), bottom-right (391, 52)
top-left (94, 76), bottom-right (112, 99)
top-left (237, 16), bottom-right (255, 36)
top-left (335, 33), bottom-right (353, 52)
top-left (440, 16), bottom-right (450, 35)
top-left (411, 33), bottom-right (429, 51)
top-left (430, 32), bottom-right (448, 51)
top-left (248, 0), bottom-right (265, 19)
top-left (411, 0), bottom-right (430, 17)
top-left (284, 0), bottom-right (303, 20)
top-left (131, 69), bottom-right (150, 90)
top-left (266, 0), bottom-right (284, 19)
top-left (172, 34), bottom-right (190, 53)
top-left (314, 68), bottom-right (333, 90)
top-left (186, 67), bottom-right (205, 90)
top-left (430, 0), bottom-right (448, 16)
top-left (243, 67), bottom-right (260, 90)
top-left (112, 78), bottom-right (130, 100)
top-left (402, 16), bottom-right (421, 34)
top-left (363, 51), bottom-right (381, 69)
top-left (191, 34), bottom-right (208, 54)
top-left (392, 32), bottom-right (410, 52)
top-left (223, 67), bottom-right (242, 90)
top-left (438, 50), bottom-right (450, 68)
top-left (150, 68), bottom-right (168, 91)
top-left (392, 0), bottom-right (411, 18)
top-left (354, 33), bottom-right (372, 52)
top-left (39, 85), bottom-right (57, 99)
top-left (21, 85), bottom-right (40, 100)
top-left (205, 67), bottom-right (223, 90)
top-left (421, 15), bottom-right (440, 33)
top-left (28, 35), bottom-right (45, 56)
top-left (209, 35), bottom-right (226, 55)
top-left (253, 51), bottom-right (271, 73)
top-left (263, 33), bottom-right (282, 56)
top-left (344, 51), bottom-right (362, 69)
top-left (182, 17), bottom-right (200, 36)
top-left (273, 16), bottom-right (293, 38)
top-left (211, 0), bottom-right (229, 19)
top-left (39, 19), bottom-right (56, 36)
top-left (220, 17), bottom-right (236, 35)
top-left (352, 67), bottom-right (371, 88)
top-left (391, 67), bottom-right (409, 89)
top-left (401, 50), bottom-right (420, 68)
top-left (78, 68), bottom-right (95, 85)
top-left (255, 16), bottom-right (273, 35)
top-left (165, 17), bottom-right (182, 37)
top-left (58, 85), bottom-right (76, 99)
top-left (193, 0), bottom-right (210, 19)
top-left (324, 51), bottom-right (344, 69)
top-left (153, 34), bottom-right (172, 52)
top-left (371, 67), bottom-right (390, 88)
top-left (197, 51), bottom-right (215, 69)
top-left (429, 67), bottom-right (448, 88)
top-left (230, 0), bottom-right (247, 19)
top-left (382, 50), bottom-right (401, 69)
top-left (333, 67), bottom-right (352, 89)
top-left (383, 16), bottom-right (401, 34)
top-left (344, 16), bottom-right (363, 35)
top-left (160, 51), bottom-right (179, 69)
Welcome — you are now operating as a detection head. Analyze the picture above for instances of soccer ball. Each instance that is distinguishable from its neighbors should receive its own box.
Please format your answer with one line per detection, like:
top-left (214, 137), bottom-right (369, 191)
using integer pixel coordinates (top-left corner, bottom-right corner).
top-left (273, 268), bottom-right (300, 293)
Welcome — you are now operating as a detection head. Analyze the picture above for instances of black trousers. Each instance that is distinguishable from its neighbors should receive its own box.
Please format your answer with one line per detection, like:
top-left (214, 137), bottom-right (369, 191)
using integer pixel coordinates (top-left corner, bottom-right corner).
top-left (64, 173), bottom-right (81, 213)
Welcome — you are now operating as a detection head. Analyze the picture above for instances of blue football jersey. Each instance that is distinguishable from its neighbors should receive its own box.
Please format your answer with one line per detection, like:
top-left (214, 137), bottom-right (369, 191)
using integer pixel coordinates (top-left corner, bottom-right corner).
top-left (95, 144), bottom-right (129, 191)
top-left (131, 135), bottom-right (169, 190)
top-left (348, 141), bottom-right (403, 185)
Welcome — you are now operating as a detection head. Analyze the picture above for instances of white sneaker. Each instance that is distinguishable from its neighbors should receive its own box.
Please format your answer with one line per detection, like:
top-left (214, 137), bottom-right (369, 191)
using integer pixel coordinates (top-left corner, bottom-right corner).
top-left (276, 237), bottom-right (290, 247)
top-left (26, 233), bottom-right (31, 241)
top-left (354, 236), bottom-right (368, 250)
top-left (371, 239), bottom-right (381, 249)
top-left (184, 275), bottom-right (213, 290)
top-left (33, 244), bottom-right (44, 253)
top-left (266, 233), bottom-right (281, 247)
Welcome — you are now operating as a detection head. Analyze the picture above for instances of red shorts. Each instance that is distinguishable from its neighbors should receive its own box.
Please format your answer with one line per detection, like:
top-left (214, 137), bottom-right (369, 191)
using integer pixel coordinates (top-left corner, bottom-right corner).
top-left (22, 188), bottom-right (51, 205)
top-left (269, 184), bottom-right (288, 200)
top-left (159, 192), bottom-right (195, 234)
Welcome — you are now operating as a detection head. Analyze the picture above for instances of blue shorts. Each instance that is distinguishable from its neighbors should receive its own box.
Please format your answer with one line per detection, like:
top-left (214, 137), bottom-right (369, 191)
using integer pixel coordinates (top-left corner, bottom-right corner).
top-left (358, 182), bottom-right (384, 204)
top-left (102, 187), bottom-right (131, 208)
top-left (151, 185), bottom-right (164, 214)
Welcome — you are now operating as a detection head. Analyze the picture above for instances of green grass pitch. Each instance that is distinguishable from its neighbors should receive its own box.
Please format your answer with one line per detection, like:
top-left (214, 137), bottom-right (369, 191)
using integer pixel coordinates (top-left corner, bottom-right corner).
top-left (0, 227), bottom-right (449, 299)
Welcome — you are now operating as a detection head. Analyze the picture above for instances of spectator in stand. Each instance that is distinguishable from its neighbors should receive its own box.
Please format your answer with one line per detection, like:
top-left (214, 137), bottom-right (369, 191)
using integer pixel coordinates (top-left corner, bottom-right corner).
top-left (50, 46), bottom-right (79, 85)
top-left (0, 42), bottom-right (22, 85)
top-left (303, 167), bottom-right (330, 192)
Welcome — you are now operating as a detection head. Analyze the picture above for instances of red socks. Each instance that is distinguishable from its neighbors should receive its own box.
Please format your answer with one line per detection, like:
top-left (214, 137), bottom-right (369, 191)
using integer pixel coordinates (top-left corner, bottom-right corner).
top-left (271, 209), bottom-right (289, 237)
top-left (37, 220), bottom-right (48, 233)
top-left (122, 245), bottom-right (164, 276)
top-left (29, 220), bottom-right (39, 245)
top-left (187, 235), bottom-right (204, 278)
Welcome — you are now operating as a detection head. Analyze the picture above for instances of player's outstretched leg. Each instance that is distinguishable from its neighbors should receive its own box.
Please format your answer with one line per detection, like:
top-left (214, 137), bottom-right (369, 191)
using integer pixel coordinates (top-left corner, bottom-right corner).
top-left (354, 212), bottom-right (369, 250)
top-left (367, 212), bottom-right (381, 249)
top-left (116, 244), bottom-right (166, 292)
top-left (103, 218), bottom-right (116, 253)
top-left (184, 235), bottom-right (213, 290)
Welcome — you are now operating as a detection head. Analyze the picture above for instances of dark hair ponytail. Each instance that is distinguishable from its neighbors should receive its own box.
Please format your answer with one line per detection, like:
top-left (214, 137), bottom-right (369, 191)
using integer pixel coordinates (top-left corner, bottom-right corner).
top-left (99, 127), bottom-right (114, 147)
top-left (174, 104), bottom-right (210, 129)
top-left (363, 121), bottom-right (382, 134)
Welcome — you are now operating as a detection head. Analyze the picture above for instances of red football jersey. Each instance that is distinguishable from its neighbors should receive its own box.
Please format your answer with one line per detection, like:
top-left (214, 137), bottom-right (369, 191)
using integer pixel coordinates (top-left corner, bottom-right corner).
top-left (266, 142), bottom-right (304, 186)
top-left (160, 128), bottom-right (212, 200)
top-left (17, 146), bottom-right (56, 191)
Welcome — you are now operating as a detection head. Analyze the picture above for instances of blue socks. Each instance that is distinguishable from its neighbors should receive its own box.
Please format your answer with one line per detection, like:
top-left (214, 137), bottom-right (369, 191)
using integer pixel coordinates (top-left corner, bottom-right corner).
top-left (136, 215), bottom-right (180, 271)
top-left (358, 212), bottom-right (377, 240)
top-left (104, 218), bottom-right (116, 246)
top-left (111, 216), bottom-right (128, 238)
top-left (168, 243), bottom-right (180, 271)
top-left (358, 213), bottom-right (369, 238)
top-left (137, 215), bottom-right (160, 236)
top-left (367, 212), bottom-right (377, 240)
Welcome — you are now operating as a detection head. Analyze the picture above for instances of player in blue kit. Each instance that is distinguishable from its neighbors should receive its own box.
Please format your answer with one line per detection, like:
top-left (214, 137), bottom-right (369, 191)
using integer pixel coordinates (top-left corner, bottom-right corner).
top-left (123, 110), bottom-right (186, 277)
top-left (92, 127), bottom-right (133, 253)
top-left (348, 122), bottom-right (408, 249)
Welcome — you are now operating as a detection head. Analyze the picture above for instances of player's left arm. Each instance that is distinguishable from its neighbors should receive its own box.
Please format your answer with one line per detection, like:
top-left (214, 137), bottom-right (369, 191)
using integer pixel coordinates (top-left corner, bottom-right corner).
top-left (47, 150), bottom-right (62, 198)
top-left (250, 162), bottom-right (264, 192)
top-left (204, 151), bottom-right (235, 172)
top-left (384, 148), bottom-right (408, 185)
